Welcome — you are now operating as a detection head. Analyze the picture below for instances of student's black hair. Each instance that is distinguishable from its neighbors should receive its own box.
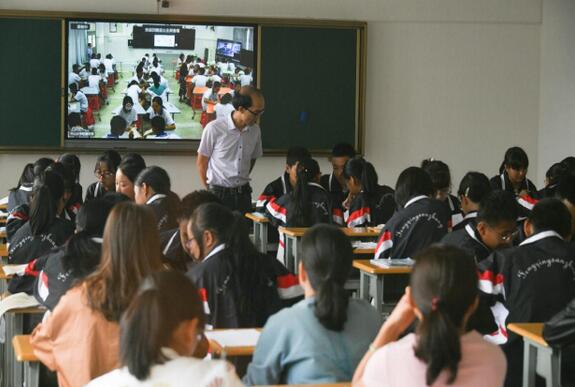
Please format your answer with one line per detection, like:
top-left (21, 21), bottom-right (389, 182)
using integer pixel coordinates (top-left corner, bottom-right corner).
top-left (561, 157), bottom-right (575, 175)
top-left (94, 150), bottom-right (122, 174)
top-left (177, 190), bottom-right (222, 222)
top-left (394, 167), bottom-right (434, 209)
top-left (122, 96), bottom-right (134, 108)
top-left (150, 116), bottom-right (166, 134)
top-left (191, 202), bottom-right (270, 325)
top-left (331, 142), bottom-right (356, 158)
top-left (343, 157), bottom-right (378, 195)
top-left (302, 224), bottom-right (352, 331)
top-left (411, 245), bottom-right (478, 386)
top-left (286, 146), bottom-right (311, 167)
top-left (68, 112), bottom-right (82, 128)
top-left (62, 199), bottom-right (113, 279)
top-left (11, 163), bottom-right (34, 192)
top-left (545, 163), bottom-right (568, 187)
top-left (499, 146), bottom-right (529, 174)
top-left (457, 172), bottom-right (491, 204)
top-left (135, 166), bottom-right (180, 222)
top-left (58, 154), bottom-right (81, 184)
top-left (110, 116), bottom-right (127, 137)
top-left (556, 174), bottom-right (575, 205)
top-left (291, 158), bottom-right (321, 226)
top-left (220, 93), bottom-right (232, 105)
top-left (120, 271), bottom-right (205, 381)
top-left (128, 80), bottom-right (139, 88)
top-left (528, 198), bottom-right (572, 239)
top-left (421, 159), bottom-right (451, 193)
top-left (118, 154), bottom-right (147, 184)
top-left (29, 171), bottom-right (65, 236)
top-left (477, 190), bottom-right (519, 226)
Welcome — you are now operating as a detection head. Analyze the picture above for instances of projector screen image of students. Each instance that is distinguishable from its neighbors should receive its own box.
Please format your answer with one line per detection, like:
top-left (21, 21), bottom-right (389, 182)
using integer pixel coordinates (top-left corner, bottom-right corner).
top-left (65, 19), bottom-right (256, 149)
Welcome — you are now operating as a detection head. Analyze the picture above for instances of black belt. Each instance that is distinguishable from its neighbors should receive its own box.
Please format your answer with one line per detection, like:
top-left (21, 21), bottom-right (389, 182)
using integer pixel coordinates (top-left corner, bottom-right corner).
top-left (209, 184), bottom-right (251, 194)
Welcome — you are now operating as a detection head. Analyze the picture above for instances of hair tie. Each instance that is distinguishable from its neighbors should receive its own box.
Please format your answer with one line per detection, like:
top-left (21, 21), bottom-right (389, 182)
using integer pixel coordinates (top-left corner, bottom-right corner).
top-left (431, 296), bottom-right (440, 312)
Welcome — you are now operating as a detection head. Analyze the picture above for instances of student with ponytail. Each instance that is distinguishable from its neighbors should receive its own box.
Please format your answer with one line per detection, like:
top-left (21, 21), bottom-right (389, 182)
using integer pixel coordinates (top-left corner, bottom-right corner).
top-left (186, 202), bottom-right (288, 329)
top-left (342, 157), bottom-right (395, 227)
top-left (8, 171), bottom-right (74, 294)
top-left (134, 166), bottom-right (180, 232)
top-left (245, 224), bottom-right (381, 385)
top-left (354, 245), bottom-right (506, 387)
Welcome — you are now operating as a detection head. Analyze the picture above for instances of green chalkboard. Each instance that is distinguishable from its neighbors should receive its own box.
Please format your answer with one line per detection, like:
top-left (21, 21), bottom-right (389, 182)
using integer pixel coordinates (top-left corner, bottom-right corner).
top-left (0, 17), bottom-right (62, 148)
top-left (260, 26), bottom-right (359, 152)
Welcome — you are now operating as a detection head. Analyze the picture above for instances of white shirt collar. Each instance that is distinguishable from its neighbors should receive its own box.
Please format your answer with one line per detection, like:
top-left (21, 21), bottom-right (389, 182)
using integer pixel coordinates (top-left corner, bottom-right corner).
top-left (404, 195), bottom-right (428, 209)
top-left (146, 193), bottom-right (167, 205)
top-left (203, 243), bottom-right (226, 262)
top-left (519, 230), bottom-right (564, 246)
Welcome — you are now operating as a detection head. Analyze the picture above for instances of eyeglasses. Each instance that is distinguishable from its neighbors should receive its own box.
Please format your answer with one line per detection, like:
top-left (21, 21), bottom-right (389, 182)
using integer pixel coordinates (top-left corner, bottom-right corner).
top-left (246, 108), bottom-right (264, 117)
top-left (94, 170), bottom-right (114, 178)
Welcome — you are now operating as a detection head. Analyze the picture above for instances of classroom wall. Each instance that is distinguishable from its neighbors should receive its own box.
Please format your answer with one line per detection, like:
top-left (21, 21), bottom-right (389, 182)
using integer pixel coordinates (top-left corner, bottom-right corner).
top-left (0, 0), bottom-right (546, 197)
top-left (537, 0), bottom-right (575, 182)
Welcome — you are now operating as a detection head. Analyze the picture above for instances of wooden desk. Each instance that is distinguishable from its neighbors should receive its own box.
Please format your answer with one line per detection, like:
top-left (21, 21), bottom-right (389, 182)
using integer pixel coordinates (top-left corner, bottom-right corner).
top-left (507, 323), bottom-right (561, 387)
top-left (353, 260), bottom-right (412, 313)
top-left (12, 335), bottom-right (39, 387)
top-left (245, 212), bottom-right (270, 254)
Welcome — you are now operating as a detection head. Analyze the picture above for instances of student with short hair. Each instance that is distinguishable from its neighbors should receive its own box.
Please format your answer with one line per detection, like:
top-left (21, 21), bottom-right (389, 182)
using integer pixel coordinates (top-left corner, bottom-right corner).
top-left (134, 166), bottom-right (180, 232)
top-left (115, 153), bottom-right (147, 201)
top-left (244, 225), bottom-right (381, 385)
top-left (85, 150), bottom-right (122, 201)
top-left (31, 202), bottom-right (165, 387)
top-left (354, 245), bottom-right (507, 387)
top-left (146, 116), bottom-right (181, 139)
top-left (320, 143), bottom-right (356, 221)
top-left (478, 198), bottom-right (575, 386)
top-left (342, 157), bottom-right (395, 227)
top-left (441, 190), bottom-right (519, 263)
top-left (214, 92), bottom-right (235, 118)
top-left (148, 96), bottom-right (176, 130)
top-left (421, 159), bottom-right (464, 229)
top-left (452, 171), bottom-right (492, 231)
top-left (374, 167), bottom-right (449, 259)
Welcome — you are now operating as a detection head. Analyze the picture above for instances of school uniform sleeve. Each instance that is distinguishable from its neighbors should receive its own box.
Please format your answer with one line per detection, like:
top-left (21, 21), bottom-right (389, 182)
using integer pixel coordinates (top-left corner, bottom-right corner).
top-left (543, 298), bottom-right (575, 347)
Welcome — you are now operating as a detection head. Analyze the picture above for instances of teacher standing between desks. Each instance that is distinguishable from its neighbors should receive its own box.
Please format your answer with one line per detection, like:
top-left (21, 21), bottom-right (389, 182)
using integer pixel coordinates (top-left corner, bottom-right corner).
top-left (196, 86), bottom-right (265, 213)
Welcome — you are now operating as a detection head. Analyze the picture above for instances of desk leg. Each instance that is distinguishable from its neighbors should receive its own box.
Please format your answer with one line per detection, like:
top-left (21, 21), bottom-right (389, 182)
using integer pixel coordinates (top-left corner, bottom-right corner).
top-left (523, 341), bottom-right (537, 387)
top-left (24, 361), bottom-right (39, 387)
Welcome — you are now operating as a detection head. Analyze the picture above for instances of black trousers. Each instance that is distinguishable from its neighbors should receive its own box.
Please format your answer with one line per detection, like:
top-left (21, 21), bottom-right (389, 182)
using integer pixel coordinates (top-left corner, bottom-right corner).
top-left (209, 184), bottom-right (253, 214)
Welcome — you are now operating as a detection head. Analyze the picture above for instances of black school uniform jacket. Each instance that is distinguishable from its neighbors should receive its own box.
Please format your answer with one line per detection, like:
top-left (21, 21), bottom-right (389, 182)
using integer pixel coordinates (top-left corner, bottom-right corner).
top-left (255, 173), bottom-right (291, 212)
top-left (85, 181), bottom-right (106, 202)
top-left (7, 204), bottom-right (30, 243)
top-left (345, 186), bottom-right (396, 228)
top-left (8, 184), bottom-right (33, 212)
top-left (490, 172), bottom-right (539, 217)
top-left (478, 231), bottom-right (575, 346)
top-left (440, 223), bottom-right (492, 263)
top-left (160, 228), bottom-right (191, 272)
top-left (146, 194), bottom-right (177, 233)
top-left (374, 195), bottom-right (449, 259)
top-left (320, 173), bottom-right (346, 225)
top-left (8, 218), bottom-right (74, 294)
top-left (445, 194), bottom-right (464, 230)
top-left (186, 245), bottom-right (299, 329)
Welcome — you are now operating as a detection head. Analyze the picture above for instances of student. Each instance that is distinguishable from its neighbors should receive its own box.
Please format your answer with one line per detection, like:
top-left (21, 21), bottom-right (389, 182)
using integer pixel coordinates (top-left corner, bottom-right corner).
top-left (146, 116), bottom-right (181, 139)
top-left (353, 245), bottom-right (507, 387)
top-left (8, 163), bottom-right (34, 212)
top-left (478, 198), bottom-right (575, 385)
top-left (191, 67), bottom-right (208, 88)
top-left (30, 202), bottom-right (164, 387)
top-left (490, 146), bottom-right (538, 212)
top-left (374, 167), bottom-right (449, 259)
top-left (202, 81), bottom-right (220, 112)
top-left (107, 116), bottom-right (128, 139)
top-left (87, 271), bottom-right (241, 387)
top-left (538, 162), bottom-right (568, 199)
top-left (244, 224), bottom-right (381, 385)
top-left (8, 171), bottom-right (74, 294)
top-left (256, 146), bottom-right (311, 212)
top-left (342, 157), bottom-right (395, 227)
top-left (240, 67), bottom-right (253, 86)
top-left (117, 96), bottom-right (138, 129)
top-left (319, 142), bottom-right (356, 222)
top-left (452, 171), bottom-right (492, 231)
top-left (115, 153), bottom-right (147, 201)
top-left (85, 150), bottom-right (122, 201)
top-left (421, 158), bottom-right (464, 229)
top-left (148, 96), bottom-right (176, 130)
top-left (33, 199), bottom-right (113, 310)
top-left (68, 64), bottom-right (82, 87)
top-left (161, 190), bottom-right (222, 272)
top-left (134, 166), bottom-right (179, 232)
top-left (214, 92), bottom-right (235, 118)
top-left (440, 190), bottom-right (519, 263)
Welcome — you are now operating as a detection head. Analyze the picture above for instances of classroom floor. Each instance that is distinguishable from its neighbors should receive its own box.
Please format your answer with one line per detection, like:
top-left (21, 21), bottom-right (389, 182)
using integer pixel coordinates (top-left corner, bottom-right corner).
top-left (92, 69), bottom-right (204, 140)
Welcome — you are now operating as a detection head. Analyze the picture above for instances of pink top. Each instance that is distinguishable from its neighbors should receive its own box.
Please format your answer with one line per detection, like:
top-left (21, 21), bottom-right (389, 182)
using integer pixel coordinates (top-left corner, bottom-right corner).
top-left (362, 331), bottom-right (506, 387)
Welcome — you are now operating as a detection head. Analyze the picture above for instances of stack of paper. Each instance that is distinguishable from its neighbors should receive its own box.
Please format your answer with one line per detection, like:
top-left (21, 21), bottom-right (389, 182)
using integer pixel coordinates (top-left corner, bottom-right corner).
top-left (370, 258), bottom-right (415, 268)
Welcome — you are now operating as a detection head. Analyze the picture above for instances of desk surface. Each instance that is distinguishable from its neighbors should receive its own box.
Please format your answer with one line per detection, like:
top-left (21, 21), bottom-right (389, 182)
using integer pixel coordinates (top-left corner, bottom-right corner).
top-left (279, 227), bottom-right (380, 238)
top-left (245, 212), bottom-right (269, 223)
top-left (507, 323), bottom-right (547, 347)
top-left (12, 335), bottom-right (37, 362)
top-left (352, 259), bottom-right (412, 274)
